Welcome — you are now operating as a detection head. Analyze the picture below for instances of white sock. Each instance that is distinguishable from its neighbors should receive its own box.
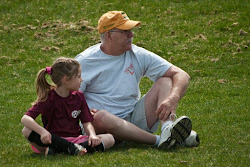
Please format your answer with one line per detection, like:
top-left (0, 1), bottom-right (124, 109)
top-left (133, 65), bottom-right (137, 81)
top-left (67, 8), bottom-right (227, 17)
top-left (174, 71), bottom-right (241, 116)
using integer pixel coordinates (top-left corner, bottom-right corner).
top-left (161, 120), bottom-right (173, 131)
top-left (154, 135), bottom-right (160, 146)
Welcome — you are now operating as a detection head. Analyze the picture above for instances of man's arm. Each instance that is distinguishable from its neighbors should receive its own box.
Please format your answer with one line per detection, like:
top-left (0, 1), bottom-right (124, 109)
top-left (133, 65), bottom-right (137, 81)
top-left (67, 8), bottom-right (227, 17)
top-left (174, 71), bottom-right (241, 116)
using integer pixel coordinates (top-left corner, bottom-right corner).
top-left (163, 65), bottom-right (190, 101)
top-left (156, 65), bottom-right (190, 121)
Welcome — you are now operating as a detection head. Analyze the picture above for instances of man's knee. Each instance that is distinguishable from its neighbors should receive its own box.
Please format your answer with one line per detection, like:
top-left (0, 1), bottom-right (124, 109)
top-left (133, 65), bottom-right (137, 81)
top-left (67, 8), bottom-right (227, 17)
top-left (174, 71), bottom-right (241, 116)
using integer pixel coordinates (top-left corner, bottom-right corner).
top-left (92, 110), bottom-right (124, 133)
top-left (92, 110), bottom-right (111, 132)
top-left (93, 110), bottom-right (109, 123)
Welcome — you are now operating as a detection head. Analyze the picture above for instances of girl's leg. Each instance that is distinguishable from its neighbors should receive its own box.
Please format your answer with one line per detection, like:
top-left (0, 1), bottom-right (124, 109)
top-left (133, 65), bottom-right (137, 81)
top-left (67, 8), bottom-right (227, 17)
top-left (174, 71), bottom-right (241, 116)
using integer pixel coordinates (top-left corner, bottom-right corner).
top-left (22, 127), bottom-right (46, 154)
top-left (22, 126), bottom-right (86, 155)
top-left (79, 134), bottom-right (115, 153)
top-left (97, 133), bottom-right (115, 150)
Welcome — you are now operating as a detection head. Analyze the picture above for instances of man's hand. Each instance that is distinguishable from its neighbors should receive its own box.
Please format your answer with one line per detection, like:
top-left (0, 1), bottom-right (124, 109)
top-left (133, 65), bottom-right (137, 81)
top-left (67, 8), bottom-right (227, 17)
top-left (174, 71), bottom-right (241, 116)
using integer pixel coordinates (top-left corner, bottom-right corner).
top-left (156, 96), bottom-right (179, 121)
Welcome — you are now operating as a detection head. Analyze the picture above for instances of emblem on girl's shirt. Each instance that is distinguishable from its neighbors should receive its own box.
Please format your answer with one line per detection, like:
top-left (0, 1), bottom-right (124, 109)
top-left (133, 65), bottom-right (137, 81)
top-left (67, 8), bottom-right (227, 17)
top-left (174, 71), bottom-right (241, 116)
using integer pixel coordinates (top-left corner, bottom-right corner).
top-left (71, 110), bottom-right (81, 118)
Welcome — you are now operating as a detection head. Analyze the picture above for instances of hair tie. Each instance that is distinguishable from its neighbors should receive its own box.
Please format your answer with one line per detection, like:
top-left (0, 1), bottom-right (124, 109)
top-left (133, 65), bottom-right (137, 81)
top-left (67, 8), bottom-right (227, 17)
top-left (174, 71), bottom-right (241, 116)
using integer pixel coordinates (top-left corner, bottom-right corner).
top-left (46, 67), bottom-right (52, 75)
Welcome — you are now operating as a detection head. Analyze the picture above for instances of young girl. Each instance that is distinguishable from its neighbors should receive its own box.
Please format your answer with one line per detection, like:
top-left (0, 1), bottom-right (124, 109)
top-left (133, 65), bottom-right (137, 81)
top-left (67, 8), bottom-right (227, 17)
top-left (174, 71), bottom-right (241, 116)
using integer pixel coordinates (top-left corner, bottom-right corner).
top-left (21, 57), bottom-right (115, 156)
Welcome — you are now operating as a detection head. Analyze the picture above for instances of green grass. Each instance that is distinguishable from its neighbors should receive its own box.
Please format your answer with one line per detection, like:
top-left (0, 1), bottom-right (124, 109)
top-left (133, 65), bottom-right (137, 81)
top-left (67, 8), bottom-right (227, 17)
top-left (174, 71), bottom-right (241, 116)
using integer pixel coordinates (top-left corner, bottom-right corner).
top-left (0, 0), bottom-right (249, 166)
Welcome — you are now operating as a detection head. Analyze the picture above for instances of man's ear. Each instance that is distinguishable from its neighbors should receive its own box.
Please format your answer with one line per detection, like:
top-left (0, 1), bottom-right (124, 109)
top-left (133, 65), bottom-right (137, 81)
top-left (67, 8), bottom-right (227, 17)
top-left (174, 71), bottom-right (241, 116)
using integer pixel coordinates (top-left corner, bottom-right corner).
top-left (105, 31), bottom-right (112, 40)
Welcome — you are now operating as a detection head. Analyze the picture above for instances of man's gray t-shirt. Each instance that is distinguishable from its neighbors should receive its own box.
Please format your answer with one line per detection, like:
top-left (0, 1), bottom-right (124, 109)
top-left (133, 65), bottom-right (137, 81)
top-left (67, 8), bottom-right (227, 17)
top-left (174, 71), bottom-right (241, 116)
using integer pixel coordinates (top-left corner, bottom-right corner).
top-left (75, 43), bottom-right (172, 118)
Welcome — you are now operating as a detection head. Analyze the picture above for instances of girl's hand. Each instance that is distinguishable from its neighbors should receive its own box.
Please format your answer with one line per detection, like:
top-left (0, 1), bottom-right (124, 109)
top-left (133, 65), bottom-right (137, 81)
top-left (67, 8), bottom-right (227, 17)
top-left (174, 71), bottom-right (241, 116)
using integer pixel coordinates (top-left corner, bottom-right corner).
top-left (40, 129), bottom-right (52, 144)
top-left (88, 135), bottom-right (101, 147)
top-left (90, 109), bottom-right (99, 116)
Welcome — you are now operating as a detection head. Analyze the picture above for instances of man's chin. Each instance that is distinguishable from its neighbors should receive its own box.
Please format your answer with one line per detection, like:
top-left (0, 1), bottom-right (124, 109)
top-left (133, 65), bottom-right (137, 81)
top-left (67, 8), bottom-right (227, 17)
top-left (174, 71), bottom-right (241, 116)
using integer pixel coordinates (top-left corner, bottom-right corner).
top-left (127, 41), bottom-right (133, 46)
top-left (126, 44), bottom-right (132, 51)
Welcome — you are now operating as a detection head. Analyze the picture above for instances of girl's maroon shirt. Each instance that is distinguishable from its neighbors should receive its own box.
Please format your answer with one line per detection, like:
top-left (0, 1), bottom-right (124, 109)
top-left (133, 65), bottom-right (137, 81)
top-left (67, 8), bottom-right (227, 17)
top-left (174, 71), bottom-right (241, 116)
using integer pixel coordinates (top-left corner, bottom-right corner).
top-left (25, 89), bottom-right (93, 137)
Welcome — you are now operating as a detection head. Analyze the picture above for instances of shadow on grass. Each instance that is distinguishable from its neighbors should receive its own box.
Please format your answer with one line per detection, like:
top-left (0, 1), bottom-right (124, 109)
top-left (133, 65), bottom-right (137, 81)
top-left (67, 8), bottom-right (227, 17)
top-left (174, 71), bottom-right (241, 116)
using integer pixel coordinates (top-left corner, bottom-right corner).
top-left (19, 141), bottom-right (195, 161)
top-left (108, 140), bottom-right (191, 153)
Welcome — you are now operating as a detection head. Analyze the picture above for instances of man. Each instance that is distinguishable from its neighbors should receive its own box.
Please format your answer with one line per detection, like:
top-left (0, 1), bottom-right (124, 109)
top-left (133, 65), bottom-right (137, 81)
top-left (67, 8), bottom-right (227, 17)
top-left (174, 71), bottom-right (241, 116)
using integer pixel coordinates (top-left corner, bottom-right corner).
top-left (76, 11), bottom-right (196, 149)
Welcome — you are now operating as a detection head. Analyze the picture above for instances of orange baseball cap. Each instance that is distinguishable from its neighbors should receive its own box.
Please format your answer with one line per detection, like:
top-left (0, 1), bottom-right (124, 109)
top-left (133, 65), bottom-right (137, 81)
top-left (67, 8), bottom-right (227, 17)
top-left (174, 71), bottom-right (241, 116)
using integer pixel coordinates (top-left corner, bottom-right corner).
top-left (98, 11), bottom-right (140, 34)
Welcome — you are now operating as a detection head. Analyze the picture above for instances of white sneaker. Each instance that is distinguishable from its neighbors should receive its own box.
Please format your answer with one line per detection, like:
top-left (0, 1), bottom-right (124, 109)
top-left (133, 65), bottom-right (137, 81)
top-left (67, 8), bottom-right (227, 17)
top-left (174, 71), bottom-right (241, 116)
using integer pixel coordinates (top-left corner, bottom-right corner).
top-left (158, 116), bottom-right (192, 149)
top-left (177, 130), bottom-right (200, 147)
top-left (68, 143), bottom-right (87, 156)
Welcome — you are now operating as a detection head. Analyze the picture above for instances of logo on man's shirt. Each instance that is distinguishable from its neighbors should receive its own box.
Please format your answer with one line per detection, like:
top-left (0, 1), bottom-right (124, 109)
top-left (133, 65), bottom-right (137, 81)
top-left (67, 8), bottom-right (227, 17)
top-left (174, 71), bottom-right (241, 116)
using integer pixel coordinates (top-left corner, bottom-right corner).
top-left (124, 63), bottom-right (135, 75)
top-left (71, 110), bottom-right (81, 118)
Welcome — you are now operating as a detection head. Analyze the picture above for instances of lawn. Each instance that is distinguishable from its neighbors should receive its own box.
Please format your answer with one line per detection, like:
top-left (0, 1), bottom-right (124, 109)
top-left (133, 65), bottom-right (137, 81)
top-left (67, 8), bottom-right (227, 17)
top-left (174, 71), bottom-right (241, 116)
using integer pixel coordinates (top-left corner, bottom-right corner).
top-left (0, 0), bottom-right (249, 166)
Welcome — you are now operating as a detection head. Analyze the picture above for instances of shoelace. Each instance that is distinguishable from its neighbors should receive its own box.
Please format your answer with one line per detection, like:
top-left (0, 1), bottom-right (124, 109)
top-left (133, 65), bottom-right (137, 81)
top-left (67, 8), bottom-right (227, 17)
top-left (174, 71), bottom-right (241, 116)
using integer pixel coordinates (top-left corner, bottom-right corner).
top-left (169, 113), bottom-right (177, 122)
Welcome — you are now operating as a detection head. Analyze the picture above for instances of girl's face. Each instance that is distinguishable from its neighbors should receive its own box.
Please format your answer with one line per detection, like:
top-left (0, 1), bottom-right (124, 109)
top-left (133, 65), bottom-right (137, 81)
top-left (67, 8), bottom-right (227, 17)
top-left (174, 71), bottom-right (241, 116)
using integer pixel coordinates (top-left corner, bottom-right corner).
top-left (68, 67), bottom-right (83, 91)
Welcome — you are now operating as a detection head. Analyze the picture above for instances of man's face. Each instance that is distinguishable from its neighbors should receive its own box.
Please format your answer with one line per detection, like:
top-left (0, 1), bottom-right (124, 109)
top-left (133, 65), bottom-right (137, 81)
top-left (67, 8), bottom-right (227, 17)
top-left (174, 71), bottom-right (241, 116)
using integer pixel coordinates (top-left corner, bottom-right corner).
top-left (109, 28), bottom-right (134, 54)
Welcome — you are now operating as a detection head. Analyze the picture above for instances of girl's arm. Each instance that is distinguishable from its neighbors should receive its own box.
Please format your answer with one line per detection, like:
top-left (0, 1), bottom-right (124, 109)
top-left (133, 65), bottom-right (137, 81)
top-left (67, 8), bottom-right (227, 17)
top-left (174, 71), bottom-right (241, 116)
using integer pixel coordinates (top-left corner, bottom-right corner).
top-left (21, 115), bottom-right (52, 144)
top-left (82, 122), bottom-right (101, 147)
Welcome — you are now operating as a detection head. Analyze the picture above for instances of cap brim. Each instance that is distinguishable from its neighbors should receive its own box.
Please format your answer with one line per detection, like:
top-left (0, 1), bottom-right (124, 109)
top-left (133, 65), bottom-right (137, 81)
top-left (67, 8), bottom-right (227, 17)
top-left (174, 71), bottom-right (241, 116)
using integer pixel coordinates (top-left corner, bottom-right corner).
top-left (116, 20), bottom-right (140, 30)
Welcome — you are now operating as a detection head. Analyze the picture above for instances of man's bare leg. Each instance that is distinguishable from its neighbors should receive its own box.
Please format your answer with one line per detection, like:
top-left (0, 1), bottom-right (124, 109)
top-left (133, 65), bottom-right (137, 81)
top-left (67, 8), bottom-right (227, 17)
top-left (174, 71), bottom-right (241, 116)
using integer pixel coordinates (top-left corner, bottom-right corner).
top-left (144, 77), bottom-right (192, 148)
top-left (92, 110), bottom-right (157, 145)
top-left (91, 77), bottom-right (172, 145)
top-left (91, 77), bottom-right (191, 147)
top-left (144, 77), bottom-right (173, 129)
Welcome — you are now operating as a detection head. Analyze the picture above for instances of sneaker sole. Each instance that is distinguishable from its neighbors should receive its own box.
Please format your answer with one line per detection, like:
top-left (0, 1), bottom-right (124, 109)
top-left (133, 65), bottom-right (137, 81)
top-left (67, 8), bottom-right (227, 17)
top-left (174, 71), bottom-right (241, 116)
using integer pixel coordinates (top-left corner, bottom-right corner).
top-left (171, 116), bottom-right (192, 143)
top-left (158, 116), bottom-right (192, 149)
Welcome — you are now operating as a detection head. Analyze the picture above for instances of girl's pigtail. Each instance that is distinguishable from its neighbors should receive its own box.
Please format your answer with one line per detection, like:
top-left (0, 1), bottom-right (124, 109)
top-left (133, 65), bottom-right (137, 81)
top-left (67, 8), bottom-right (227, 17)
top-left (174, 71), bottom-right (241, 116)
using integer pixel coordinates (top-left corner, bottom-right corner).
top-left (32, 68), bottom-right (53, 104)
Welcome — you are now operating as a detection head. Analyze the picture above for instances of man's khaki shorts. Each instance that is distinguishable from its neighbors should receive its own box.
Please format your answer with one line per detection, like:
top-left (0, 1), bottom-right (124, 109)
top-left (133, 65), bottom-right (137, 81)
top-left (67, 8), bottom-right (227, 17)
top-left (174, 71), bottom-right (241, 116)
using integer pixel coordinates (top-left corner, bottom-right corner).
top-left (124, 95), bottom-right (159, 133)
